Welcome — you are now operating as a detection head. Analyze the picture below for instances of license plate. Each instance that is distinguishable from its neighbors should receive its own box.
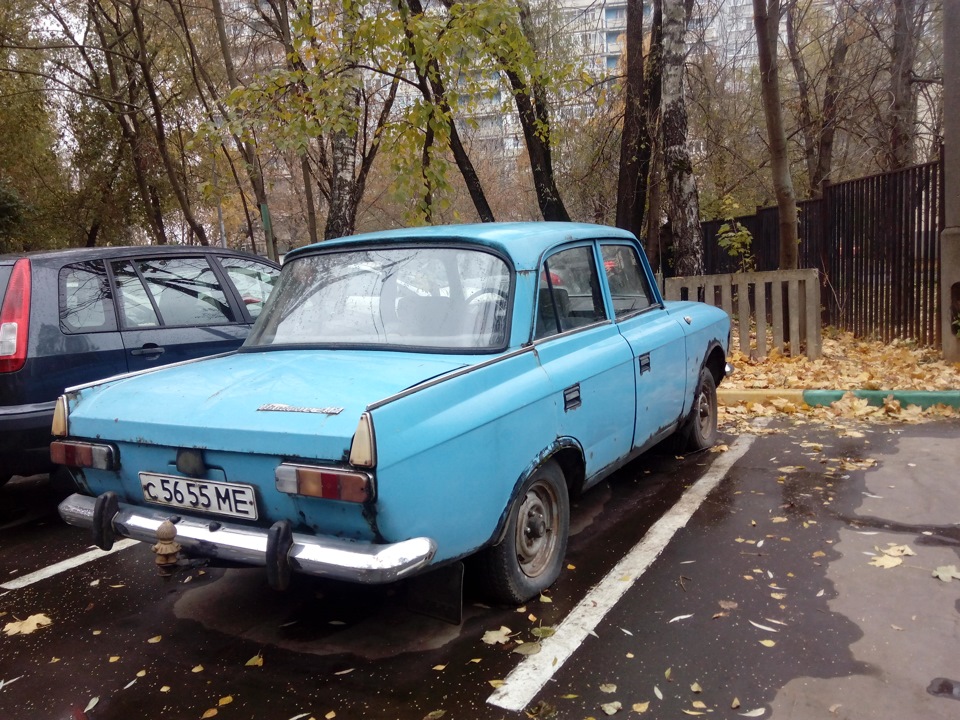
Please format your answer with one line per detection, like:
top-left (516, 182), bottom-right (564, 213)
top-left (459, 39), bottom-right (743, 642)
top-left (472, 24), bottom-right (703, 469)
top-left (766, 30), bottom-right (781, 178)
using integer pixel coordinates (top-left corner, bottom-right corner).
top-left (139, 472), bottom-right (258, 520)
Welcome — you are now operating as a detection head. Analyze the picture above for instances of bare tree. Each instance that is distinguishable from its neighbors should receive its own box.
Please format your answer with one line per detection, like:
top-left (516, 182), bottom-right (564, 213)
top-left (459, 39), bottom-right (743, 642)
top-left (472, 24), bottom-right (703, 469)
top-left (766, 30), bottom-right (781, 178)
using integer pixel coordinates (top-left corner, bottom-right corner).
top-left (615, 0), bottom-right (647, 237)
top-left (753, 0), bottom-right (799, 269)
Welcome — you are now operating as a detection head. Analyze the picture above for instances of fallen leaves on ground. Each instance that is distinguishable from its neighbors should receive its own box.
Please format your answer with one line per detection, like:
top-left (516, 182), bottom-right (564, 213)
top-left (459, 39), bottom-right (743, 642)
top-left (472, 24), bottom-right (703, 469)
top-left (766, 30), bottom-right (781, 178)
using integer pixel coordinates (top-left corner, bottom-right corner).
top-left (933, 565), bottom-right (960, 582)
top-left (3, 614), bottom-right (52, 636)
top-left (719, 330), bottom-right (960, 432)
top-left (482, 626), bottom-right (513, 645)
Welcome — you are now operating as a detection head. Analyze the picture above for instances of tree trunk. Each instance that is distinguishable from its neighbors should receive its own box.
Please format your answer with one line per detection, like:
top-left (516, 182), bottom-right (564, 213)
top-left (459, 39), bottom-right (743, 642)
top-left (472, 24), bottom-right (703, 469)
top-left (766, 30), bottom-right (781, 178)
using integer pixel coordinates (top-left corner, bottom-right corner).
top-left (661, 0), bottom-right (703, 276)
top-left (644, 0), bottom-right (665, 271)
top-left (885, 0), bottom-right (920, 170)
top-left (753, 0), bottom-right (798, 270)
top-left (402, 0), bottom-right (494, 222)
top-left (615, 0), bottom-right (647, 236)
top-left (210, 0), bottom-right (279, 254)
top-left (130, 0), bottom-right (208, 245)
top-left (506, 0), bottom-right (570, 222)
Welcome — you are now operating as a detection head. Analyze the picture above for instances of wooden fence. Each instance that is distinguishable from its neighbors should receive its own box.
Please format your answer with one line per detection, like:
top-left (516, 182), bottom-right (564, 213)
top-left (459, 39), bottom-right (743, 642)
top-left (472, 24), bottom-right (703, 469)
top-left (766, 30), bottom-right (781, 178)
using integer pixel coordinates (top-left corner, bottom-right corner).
top-left (664, 269), bottom-right (822, 360)
top-left (700, 158), bottom-right (944, 347)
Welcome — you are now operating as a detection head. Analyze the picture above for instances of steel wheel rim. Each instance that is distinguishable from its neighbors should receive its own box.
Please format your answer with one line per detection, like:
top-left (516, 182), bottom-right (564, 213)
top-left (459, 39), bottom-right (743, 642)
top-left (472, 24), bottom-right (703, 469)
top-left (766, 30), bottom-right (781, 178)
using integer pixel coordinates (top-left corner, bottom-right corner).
top-left (515, 480), bottom-right (560, 578)
top-left (696, 386), bottom-right (714, 436)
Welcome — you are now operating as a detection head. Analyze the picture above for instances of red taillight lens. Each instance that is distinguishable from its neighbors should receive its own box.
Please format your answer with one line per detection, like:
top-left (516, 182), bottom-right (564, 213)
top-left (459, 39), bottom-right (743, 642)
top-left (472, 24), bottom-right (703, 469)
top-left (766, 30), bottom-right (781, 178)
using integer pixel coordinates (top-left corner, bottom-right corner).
top-left (0, 258), bottom-right (31, 373)
top-left (275, 464), bottom-right (373, 503)
top-left (51, 440), bottom-right (118, 470)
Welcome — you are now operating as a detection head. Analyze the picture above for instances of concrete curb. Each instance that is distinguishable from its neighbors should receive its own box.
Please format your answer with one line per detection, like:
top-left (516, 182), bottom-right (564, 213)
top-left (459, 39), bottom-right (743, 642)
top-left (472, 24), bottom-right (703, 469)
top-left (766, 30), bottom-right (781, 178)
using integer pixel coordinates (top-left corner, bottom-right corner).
top-left (718, 388), bottom-right (960, 410)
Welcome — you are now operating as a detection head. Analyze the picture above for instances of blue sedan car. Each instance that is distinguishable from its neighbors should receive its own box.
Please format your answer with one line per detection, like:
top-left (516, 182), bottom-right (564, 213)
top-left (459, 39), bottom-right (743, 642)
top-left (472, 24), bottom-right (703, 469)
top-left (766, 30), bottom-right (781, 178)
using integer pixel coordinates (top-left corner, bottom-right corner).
top-left (55, 223), bottom-right (730, 604)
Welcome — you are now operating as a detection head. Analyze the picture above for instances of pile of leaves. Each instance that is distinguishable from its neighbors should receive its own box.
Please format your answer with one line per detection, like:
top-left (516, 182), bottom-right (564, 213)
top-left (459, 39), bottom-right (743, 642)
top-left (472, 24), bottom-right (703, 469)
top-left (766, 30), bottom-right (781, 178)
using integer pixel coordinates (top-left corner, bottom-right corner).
top-left (719, 329), bottom-right (960, 432)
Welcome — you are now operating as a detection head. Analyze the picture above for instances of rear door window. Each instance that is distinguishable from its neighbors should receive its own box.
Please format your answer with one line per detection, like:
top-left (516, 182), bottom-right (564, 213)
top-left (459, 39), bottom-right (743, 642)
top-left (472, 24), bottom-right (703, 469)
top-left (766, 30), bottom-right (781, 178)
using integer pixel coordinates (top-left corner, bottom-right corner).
top-left (218, 257), bottom-right (279, 320)
top-left (112, 257), bottom-right (236, 328)
top-left (59, 261), bottom-right (118, 332)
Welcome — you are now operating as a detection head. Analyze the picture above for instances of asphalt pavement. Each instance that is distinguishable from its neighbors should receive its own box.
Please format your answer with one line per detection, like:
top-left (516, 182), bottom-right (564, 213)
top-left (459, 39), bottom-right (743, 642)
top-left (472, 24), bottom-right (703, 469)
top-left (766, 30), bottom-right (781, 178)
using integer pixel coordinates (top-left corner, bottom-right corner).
top-left (0, 419), bottom-right (958, 720)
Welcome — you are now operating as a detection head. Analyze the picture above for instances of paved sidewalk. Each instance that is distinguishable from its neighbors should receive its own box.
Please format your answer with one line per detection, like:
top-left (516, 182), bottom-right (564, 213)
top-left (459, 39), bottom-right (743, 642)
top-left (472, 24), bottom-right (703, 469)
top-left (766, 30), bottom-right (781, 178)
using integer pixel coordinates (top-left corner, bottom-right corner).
top-left (719, 388), bottom-right (960, 410)
top-left (769, 423), bottom-right (960, 719)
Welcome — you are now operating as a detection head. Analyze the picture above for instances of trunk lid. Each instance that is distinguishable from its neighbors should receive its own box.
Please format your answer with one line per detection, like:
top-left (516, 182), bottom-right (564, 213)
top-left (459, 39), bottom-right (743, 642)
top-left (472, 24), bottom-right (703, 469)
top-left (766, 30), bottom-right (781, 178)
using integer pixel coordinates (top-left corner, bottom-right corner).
top-left (68, 349), bottom-right (470, 461)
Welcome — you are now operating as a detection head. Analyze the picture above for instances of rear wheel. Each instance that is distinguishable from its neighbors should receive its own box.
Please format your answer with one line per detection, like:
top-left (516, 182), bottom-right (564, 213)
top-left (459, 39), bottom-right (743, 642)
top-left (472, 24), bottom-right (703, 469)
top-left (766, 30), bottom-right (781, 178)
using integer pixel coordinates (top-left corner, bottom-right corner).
top-left (680, 366), bottom-right (718, 451)
top-left (478, 460), bottom-right (569, 605)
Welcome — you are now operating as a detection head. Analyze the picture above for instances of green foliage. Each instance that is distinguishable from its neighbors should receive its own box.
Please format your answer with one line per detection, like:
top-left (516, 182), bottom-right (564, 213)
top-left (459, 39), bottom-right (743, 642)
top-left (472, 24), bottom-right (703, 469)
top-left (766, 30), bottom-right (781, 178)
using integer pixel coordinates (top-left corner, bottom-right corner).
top-left (715, 195), bottom-right (754, 272)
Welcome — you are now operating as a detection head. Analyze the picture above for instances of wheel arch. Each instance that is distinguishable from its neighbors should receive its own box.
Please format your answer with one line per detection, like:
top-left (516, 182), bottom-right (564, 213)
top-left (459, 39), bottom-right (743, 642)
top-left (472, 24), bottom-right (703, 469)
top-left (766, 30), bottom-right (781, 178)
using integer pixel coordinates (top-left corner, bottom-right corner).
top-left (703, 339), bottom-right (728, 387)
top-left (487, 437), bottom-right (583, 548)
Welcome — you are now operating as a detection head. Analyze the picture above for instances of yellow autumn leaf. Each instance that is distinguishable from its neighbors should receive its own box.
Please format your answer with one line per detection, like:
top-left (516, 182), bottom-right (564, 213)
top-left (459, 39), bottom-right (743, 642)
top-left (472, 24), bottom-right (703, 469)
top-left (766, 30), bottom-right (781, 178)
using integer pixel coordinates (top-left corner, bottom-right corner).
top-left (147, 635), bottom-right (162, 643)
top-left (201, 709), bottom-right (217, 719)
top-left (868, 555), bottom-right (902, 569)
top-left (3, 614), bottom-right (52, 636)
top-left (109, 656), bottom-right (120, 663)
top-left (432, 665), bottom-right (446, 671)
top-left (488, 679), bottom-right (505, 688)
top-left (760, 639), bottom-right (776, 647)
top-left (137, 670), bottom-right (146, 677)
top-left (325, 712), bottom-right (336, 719)
top-left (192, 665), bottom-right (204, 673)
top-left (691, 682), bottom-right (702, 693)
top-left (246, 654), bottom-right (264, 667)
top-left (632, 702), bottom-right (650, 712)
top-left (218, 696), bottom-right (233, 706)
top-left (160, 686), bottom-right (171, 693)
top-left (692, 701), bottom-right (707, 709)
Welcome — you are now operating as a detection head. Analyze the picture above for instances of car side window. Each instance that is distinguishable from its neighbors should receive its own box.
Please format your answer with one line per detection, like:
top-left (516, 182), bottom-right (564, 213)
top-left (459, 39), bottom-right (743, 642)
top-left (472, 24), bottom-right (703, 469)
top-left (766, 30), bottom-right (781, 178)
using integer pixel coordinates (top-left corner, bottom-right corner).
top-left (138, 257), bottom-right (235, 326)
top-left (535, 246), bottom-right (606, 340)
top-left (59, 261), bottom-right (118, 333)
top-left (601, 244), bottom-right (654, 319)
top-left (112, 261), bottom-right (161, 328)
top-left (219, 257), bottom-right (278, 319)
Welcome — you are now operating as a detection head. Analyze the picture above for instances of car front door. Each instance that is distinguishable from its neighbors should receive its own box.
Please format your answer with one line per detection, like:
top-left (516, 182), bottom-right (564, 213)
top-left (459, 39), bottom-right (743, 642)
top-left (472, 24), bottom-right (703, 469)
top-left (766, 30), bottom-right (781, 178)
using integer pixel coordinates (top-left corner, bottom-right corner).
top-left (533, 243), bottom-right (636, 480)
top-left (598, 242), bottom-right (687, 449)
top-left (110, 256), bottom-right (247, 372)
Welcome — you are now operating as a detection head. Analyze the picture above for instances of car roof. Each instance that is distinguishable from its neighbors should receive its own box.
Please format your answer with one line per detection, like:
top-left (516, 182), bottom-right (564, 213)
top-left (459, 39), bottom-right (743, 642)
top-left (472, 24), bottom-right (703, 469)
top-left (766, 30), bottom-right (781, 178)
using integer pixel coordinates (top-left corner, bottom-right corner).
top-left (0, 245), bottom-right (278, 266)
top-left (285, 222), bottom-right (638, 270)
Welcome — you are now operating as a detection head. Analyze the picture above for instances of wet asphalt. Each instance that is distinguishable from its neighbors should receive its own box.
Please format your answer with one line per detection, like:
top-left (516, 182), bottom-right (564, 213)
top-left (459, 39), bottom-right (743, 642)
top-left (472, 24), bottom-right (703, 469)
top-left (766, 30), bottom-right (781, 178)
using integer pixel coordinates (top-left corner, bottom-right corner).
top-left (0, 419), bottom-right (958, 720)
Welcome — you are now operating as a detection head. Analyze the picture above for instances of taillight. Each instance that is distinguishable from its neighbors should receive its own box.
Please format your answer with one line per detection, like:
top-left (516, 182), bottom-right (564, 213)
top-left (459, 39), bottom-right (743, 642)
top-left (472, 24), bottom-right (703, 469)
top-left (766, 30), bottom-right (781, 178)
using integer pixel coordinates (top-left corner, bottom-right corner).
top-left (0, 258), bottom-right (31, 373)
top-left (275, 463), bottom-right (373, 503)
top-left (51, 440), bottom-right (118, 470)
top-left (349, 412), bottom-right (377, 468)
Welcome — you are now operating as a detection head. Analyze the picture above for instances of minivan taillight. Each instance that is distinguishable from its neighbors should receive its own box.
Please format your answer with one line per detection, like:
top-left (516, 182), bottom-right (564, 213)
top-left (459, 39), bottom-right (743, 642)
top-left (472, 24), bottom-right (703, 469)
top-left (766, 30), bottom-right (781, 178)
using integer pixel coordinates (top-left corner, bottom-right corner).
top-left (0, 258), bottom-right (30, 373)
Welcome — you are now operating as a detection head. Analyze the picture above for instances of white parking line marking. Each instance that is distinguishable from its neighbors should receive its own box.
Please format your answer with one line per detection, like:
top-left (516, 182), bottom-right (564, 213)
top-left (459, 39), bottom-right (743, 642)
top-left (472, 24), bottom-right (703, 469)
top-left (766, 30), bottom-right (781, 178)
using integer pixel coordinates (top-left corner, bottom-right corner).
top-left (1, 539), bottom-right (140, 590)
top-left (487, 433), bottom-right (757, 712)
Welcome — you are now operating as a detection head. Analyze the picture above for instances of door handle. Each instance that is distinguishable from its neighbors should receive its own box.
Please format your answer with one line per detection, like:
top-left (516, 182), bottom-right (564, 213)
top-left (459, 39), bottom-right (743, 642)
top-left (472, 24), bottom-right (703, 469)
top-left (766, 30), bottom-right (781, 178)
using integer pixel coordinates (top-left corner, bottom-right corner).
top-left (131, 344), bottom-right (165, 357)
top-left (638, 353), bottom-right (651, 374)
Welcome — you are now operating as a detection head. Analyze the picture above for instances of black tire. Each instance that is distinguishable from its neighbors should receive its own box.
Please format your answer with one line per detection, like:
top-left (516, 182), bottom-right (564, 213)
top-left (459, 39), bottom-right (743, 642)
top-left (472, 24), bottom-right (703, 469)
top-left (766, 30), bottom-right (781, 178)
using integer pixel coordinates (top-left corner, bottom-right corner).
top-left (681, 366), bottom-right (718, 451)
top-left (477, 460), bottom-right (569, 605)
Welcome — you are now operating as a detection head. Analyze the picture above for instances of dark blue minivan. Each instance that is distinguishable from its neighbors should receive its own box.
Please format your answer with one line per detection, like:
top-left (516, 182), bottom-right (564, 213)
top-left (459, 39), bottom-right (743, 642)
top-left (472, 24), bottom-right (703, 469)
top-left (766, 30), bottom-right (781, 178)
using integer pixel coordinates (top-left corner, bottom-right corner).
top-left (0, 246), bottom-right (279, 485)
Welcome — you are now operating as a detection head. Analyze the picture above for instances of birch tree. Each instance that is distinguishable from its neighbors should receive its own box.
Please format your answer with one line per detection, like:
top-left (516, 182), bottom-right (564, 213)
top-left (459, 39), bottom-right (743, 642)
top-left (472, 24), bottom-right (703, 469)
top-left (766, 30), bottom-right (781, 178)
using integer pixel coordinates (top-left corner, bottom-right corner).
top-left (661, 0), bottom-right (704, 276)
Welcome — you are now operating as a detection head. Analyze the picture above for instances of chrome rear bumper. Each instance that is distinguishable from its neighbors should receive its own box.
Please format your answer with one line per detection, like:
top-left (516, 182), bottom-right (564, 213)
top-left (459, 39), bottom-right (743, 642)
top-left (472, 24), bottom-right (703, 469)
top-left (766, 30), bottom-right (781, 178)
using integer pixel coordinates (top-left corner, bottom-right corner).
top-left (58, 493), bottom-right (436, 585)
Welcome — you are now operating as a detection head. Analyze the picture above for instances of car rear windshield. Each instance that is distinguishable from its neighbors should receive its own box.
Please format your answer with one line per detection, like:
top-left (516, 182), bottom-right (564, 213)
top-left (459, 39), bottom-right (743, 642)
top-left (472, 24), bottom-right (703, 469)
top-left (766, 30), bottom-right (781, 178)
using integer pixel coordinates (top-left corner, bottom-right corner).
top-left (245, 246), bottom-right (511, 351)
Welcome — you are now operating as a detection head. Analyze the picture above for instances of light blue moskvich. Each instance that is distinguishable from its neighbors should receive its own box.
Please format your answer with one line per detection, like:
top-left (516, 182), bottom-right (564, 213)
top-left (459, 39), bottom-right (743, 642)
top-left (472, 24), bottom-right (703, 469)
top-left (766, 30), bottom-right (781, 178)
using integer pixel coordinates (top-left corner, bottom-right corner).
top-left (55, 223), bottom-right (730, 605)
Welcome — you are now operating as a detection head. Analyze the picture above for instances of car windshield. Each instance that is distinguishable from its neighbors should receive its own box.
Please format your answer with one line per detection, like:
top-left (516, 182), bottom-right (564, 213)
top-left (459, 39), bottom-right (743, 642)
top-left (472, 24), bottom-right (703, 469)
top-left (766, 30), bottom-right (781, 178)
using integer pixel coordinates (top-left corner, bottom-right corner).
top-left (245, 246), bottom-right (511, 351)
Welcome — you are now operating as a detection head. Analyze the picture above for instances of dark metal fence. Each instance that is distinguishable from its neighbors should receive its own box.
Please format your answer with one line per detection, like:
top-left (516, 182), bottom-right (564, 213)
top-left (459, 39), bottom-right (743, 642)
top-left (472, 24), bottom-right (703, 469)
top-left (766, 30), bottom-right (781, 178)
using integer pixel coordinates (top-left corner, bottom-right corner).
top-left (700, 159), bottom-right (944, 346)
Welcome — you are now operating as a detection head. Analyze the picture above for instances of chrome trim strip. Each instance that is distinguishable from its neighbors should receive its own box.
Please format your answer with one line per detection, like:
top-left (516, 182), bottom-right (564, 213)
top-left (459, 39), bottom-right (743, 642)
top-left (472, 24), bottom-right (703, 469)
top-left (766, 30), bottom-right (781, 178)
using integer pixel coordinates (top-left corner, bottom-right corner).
top-left (365, 345), bottom-right (536, 411)
top-left (65, 351), bottom-right (237, 394)
top-left (58, 493), bottom-right (436, 584)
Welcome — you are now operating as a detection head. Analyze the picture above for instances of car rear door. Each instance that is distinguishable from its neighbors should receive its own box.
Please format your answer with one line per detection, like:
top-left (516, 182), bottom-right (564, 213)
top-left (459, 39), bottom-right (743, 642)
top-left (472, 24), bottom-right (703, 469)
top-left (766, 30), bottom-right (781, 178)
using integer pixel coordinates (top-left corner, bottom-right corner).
top-left (597, 242), bottom-right (687, 449)
top-left (533, 243), bottom-right (636, 479)
top-left (110, 255), bottom-right (247, 372)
